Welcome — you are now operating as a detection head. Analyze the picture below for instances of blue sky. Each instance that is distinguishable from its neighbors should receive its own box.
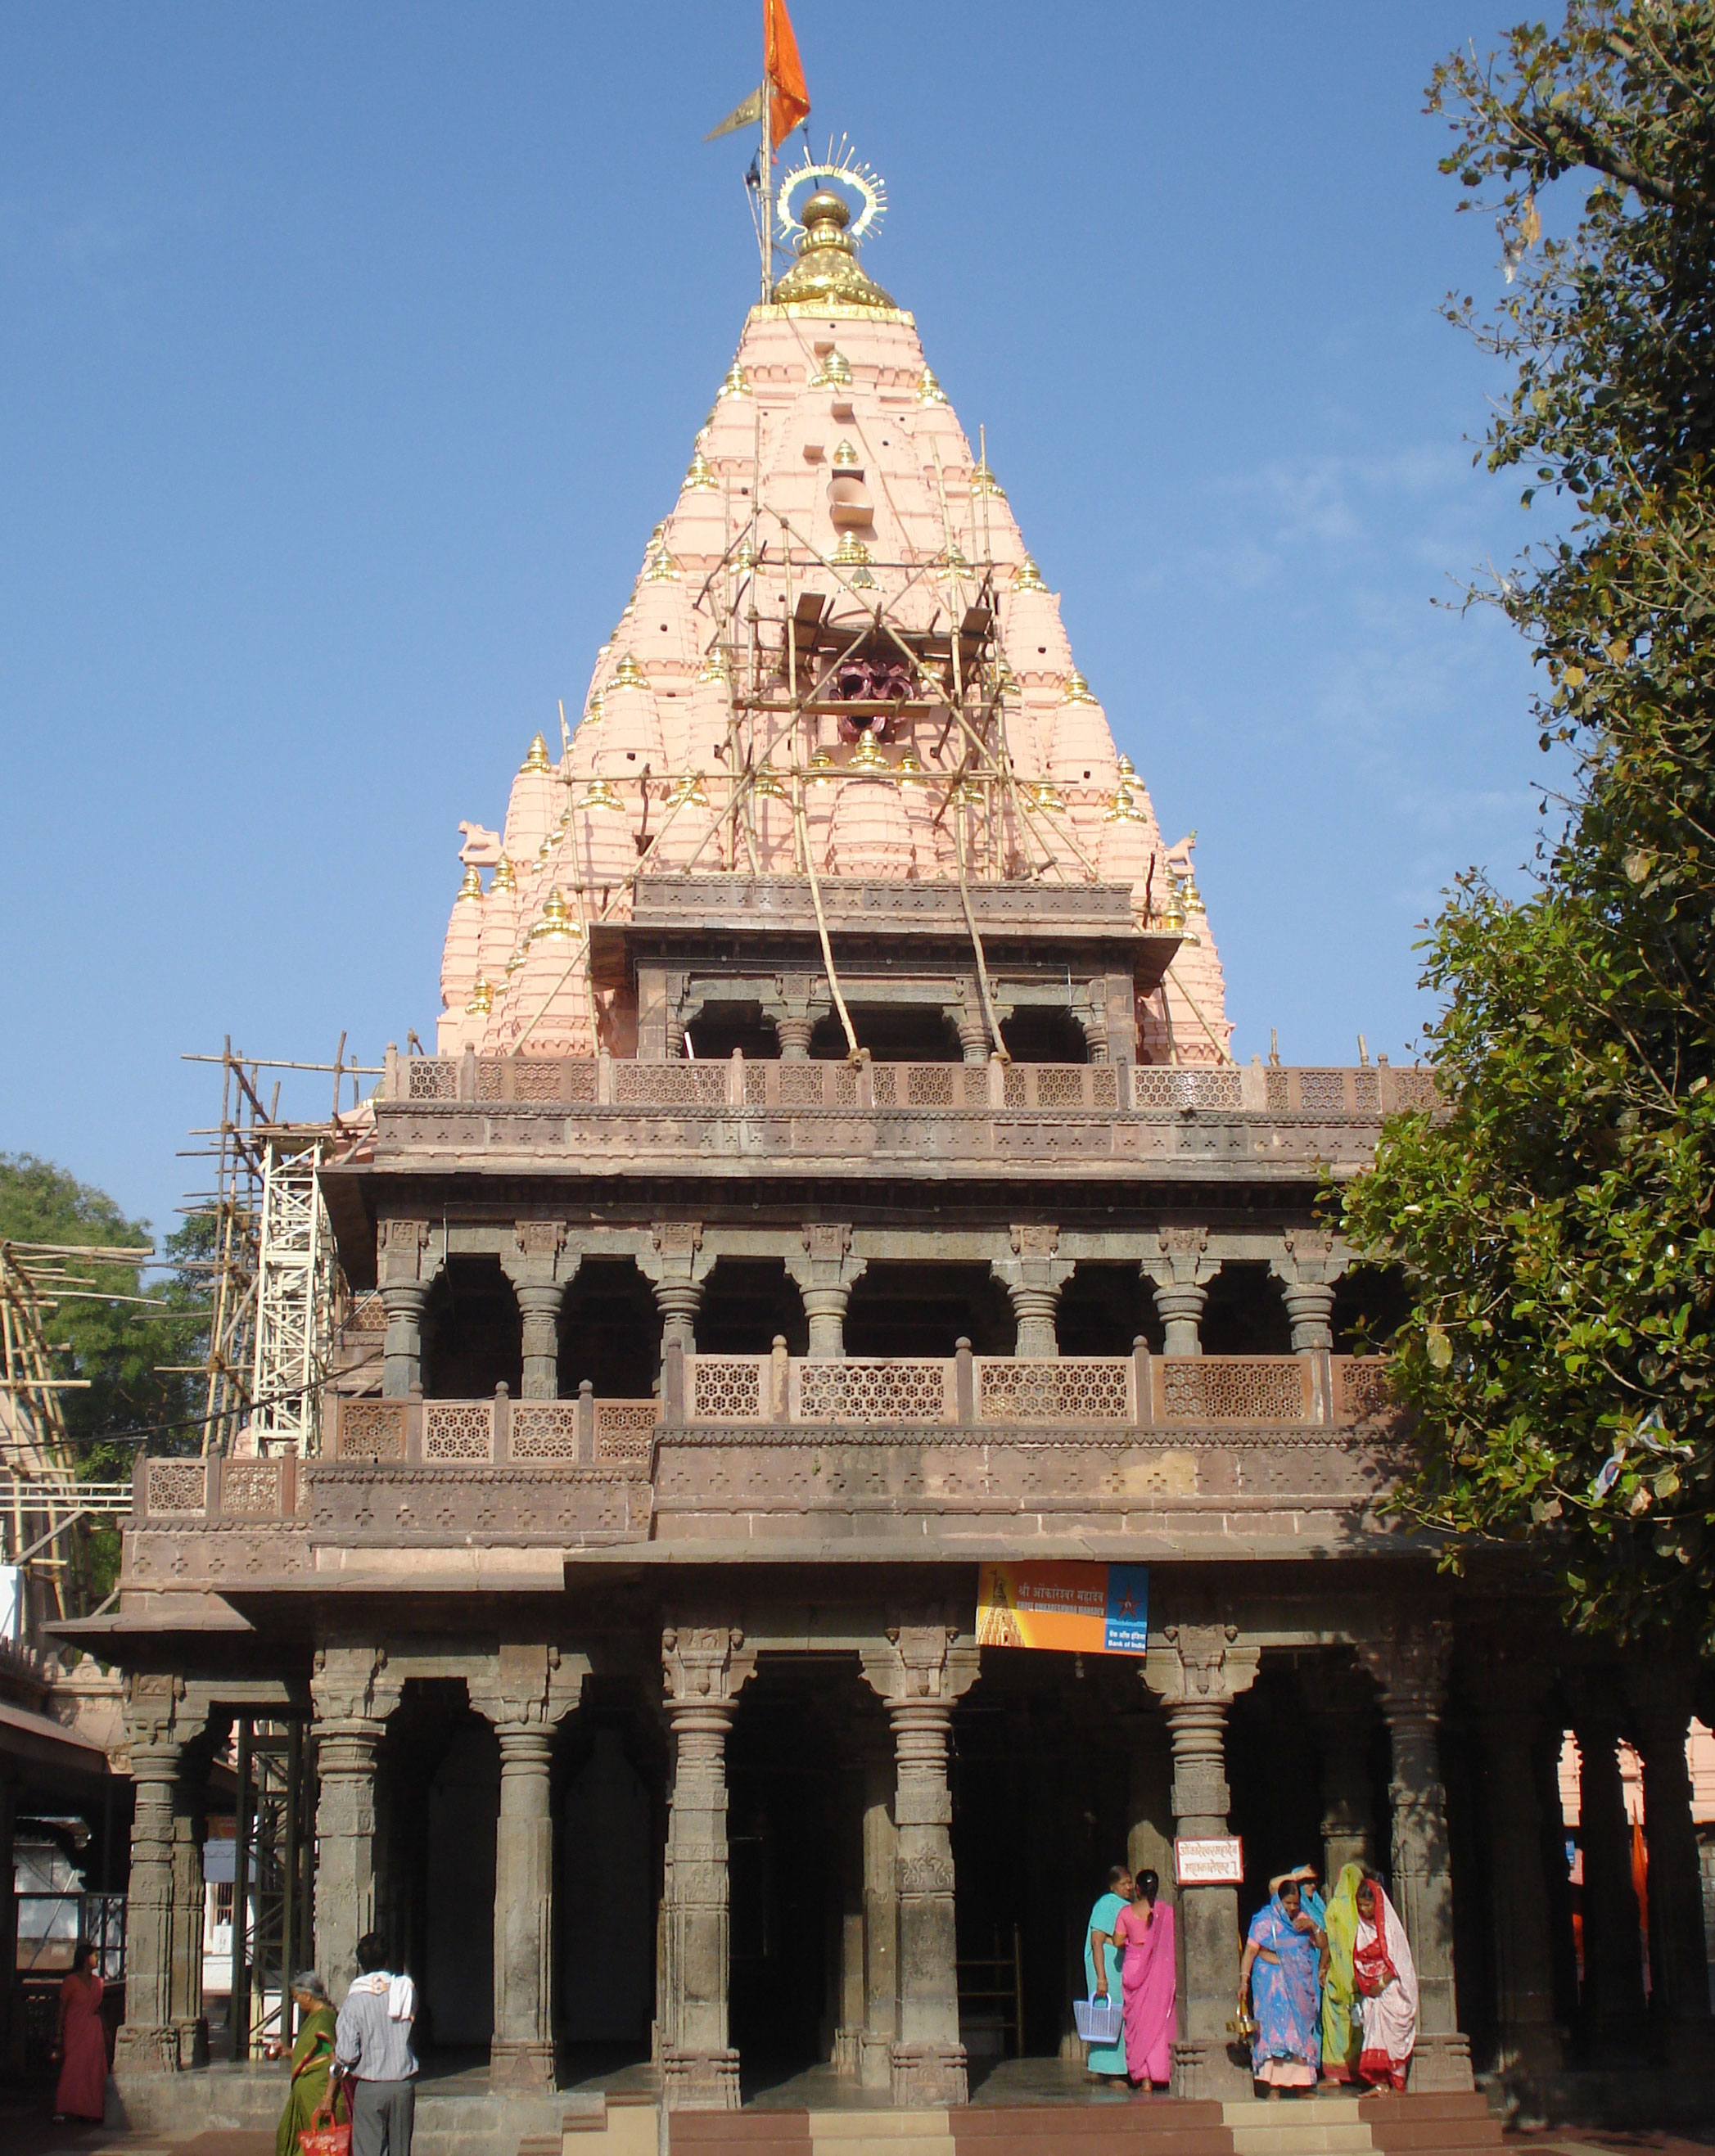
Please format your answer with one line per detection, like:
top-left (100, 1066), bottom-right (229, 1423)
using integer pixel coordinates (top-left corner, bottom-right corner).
top-left (0, 3), bottom-right (1556, 1255)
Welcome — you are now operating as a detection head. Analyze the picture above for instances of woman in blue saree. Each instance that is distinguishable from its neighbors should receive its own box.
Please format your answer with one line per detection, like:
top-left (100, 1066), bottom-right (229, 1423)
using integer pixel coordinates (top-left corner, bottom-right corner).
top-left (1239, 1877), bottom-right (1326, 2095)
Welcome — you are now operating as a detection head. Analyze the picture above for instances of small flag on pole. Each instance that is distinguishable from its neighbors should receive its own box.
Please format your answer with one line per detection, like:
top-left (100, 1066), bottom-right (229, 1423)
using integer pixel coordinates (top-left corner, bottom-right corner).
top-left (765, 0), bottom-right (810, 148)
top-left (705, 86), bottom-right (765, 142)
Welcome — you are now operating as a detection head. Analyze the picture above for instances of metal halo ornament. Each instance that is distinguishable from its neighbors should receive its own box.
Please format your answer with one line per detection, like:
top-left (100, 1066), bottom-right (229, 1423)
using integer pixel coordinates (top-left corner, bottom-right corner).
top-left (776, 138), bottom-right (887, 245)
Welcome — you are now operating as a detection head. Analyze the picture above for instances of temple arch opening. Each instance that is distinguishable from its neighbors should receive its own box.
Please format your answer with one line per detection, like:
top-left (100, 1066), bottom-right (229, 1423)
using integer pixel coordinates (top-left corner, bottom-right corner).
top-left (559, 1696), bottom-right (663, 2070)
top-left (810, 1006), bottom-right (963, 1062)
top-left (422, 1256), bottom-right (522, 1399)
top-left (697, 1258), bottom-right (808, 1357)
top-left (1000, 1009), bottom-right (1088, 1065)
top-left (557, 1257), bottom-right (658, 1400)
top-left (684, 1003), bottom-right (779, 1062)
top-left (1331, 1262), bottom-right (1412, 1352)
top-left (843, 1261), bottom-right (1014, 1357)
top-left (1198, 1261), bottom-right (1292, 1355)
top-left (1055, 1262), bottom-right (1160, 1356)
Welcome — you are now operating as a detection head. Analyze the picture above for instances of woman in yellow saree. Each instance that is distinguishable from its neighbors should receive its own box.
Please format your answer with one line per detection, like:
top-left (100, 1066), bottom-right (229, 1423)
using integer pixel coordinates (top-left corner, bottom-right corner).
top-left (1320, 1863), bottom-right (1364, 2082)
top-left (274, 1973), bottom-right (347, 2156)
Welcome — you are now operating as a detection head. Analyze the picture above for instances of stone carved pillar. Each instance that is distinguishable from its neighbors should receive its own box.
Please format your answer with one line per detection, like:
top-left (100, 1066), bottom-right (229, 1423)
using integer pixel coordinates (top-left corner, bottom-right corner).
top-left (471, 1644), bottom-right (585, 2093)
top-left (952, 1000), bottom-right (991, 1064)
top-left (1141, 1229), bottom-right (1219, 1355)
top-left (1628, 1657), bottom-right (1715, 2067)
top-left (1564, 1671), bottom-right (1647, 2059)
top-left (115, 1675), bottom-right (210, 2071)
top-left (765, 975), bottom-right (830, 1060)
top-left (1303, 1662), bottom-right (1377, 1881)
top-left (1142, 1623), bottom-right (1258, 2097)
top-left (1357, 1622), bottom-right (1474, 2090)
top-left (786, 1225), bottom-right (867, 1361)
top-left (310, 1647), bottom-right (402, 2000)
top-left (991, 1228), bottom-right (1073, 1360)
top-left (640, 1224), bottom-right (712, 1371)
top-left (860, 1624), bottom-right (981, 2106)
top-left (501, 1222), bottom-right (575, 1401)
top-left (860, 1743), bottom-right (899, 2091)
top-left (1470, 1650), bottom-right (1563, 2074)
top-left (1268, 1229), bottom-right (1347, 1354)
top-left (378, 1219), bottom-right (436, 1398)
top-left (661, 1625), bottom-right (756, 2109)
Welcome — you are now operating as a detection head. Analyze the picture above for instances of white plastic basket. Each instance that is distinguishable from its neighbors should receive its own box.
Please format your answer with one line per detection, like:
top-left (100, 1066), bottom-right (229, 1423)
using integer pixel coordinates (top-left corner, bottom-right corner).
top-left (1073, 1995), bottom-right (1123, 2045)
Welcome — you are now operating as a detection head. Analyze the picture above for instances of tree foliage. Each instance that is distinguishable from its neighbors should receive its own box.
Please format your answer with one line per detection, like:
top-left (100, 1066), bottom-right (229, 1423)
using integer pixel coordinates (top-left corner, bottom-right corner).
top-left (1343, 2), bottom-right (1715, 1642)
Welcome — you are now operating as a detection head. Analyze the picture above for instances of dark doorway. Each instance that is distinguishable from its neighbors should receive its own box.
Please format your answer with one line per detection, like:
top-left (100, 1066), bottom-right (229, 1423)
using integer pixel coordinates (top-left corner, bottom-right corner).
top-left (727, 1664), bottom-right (849, 2086)
top-left (558, 1698), bottom-right (662, 2072)
top-left (557, 1259), bottom-right (658, 1400)
top-left (697, 1260), bottom-right (808, 1356)
top-left (1000, 1009), bottom-right (1088, 1065)
top-left (1200, 1261), bottom-right (1292, 1355)
top-left (1056, 1263), bottom-right (1160, 1355)
top-left (1226, 1661), bottom-right (1326, 1928)
top-left (1331, 1265), bottom-right (1411, 1352)
top-left (422, 1259), bottom-right (521, 1399)
top-left (810, 1006), bottom-right (963, 1062)
top-left (844, 1261), bottom-right (1015, 1356)
top-left (685, 1004), bottom-right (778, 1062)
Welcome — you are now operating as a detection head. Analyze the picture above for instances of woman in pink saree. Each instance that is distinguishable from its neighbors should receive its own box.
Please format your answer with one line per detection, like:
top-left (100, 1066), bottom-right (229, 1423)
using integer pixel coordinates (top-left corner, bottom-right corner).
top-left (1112, 1868), bottom-right (1176, 2088)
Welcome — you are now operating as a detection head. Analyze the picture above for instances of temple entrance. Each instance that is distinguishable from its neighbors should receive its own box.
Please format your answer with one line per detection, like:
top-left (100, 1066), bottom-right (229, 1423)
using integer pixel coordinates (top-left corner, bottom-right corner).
top-left (559, 1698), bottom-right (661, 2072)
top-left (422, 1257), bottom-right (521, 1398)
top-left (950, 1649), bottom-right (1167, 2073)
top-left (557, 1258), bottom-right (657, 1398)
top-left (844, 1262), bottom-right (1014, 1356)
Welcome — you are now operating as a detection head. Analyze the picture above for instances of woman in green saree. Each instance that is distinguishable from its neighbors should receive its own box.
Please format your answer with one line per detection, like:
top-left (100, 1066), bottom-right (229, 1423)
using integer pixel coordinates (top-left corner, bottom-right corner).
top-left (274, 1973), bottom-right (347, 2156)
top-left (1320, 1864), bottom-right (1365, 2082)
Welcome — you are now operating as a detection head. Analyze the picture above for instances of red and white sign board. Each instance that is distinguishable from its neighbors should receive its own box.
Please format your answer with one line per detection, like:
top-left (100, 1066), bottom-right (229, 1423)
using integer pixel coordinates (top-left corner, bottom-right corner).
top-left (1174, 1836), bottom-right (1244, 1887)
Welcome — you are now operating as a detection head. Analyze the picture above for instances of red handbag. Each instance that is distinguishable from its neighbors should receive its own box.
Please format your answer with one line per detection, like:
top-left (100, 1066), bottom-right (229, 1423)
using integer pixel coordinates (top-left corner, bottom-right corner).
top-left (299, 2100), bottom-right (352, 2156)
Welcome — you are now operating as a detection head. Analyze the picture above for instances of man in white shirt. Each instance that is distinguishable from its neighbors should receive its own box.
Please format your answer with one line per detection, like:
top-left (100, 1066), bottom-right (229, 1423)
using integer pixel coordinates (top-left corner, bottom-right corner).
top-left (333, 1932), bottom-right (418, 2156)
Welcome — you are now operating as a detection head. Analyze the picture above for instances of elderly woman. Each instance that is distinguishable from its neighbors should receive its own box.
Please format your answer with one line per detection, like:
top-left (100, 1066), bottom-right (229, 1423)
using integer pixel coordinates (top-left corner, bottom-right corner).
top-left (275, 1973), bottom-right (346, 2156)
top-left (1239, 1876), bottom-right (1326, 2096)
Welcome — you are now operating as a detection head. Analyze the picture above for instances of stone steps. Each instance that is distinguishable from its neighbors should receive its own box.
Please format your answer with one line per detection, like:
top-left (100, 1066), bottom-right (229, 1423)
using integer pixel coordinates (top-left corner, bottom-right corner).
top-left (1222, 2098), bottom-right (1374, 2156)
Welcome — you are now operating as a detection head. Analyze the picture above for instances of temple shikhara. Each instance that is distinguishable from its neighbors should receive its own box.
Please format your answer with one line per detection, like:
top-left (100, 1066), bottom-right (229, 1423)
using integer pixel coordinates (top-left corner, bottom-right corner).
top-left (52, 125), bottom-right (1715, 2155)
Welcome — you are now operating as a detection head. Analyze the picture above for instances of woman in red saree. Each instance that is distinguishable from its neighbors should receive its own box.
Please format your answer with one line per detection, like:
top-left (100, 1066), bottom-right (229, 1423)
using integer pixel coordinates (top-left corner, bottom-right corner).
top-left (1112, 1868), bottom-right (1176, 2089)
top-left (1352, 1876), bottom-right (1418, 2091)
top-left (52, 1941), bottom-right (108, 2122)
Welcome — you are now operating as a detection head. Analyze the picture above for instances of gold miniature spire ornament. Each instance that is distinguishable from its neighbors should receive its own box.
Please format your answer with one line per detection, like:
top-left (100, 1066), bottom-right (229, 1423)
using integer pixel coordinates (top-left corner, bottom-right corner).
top-left (971, 458), bottom-right (1006, 499)
top-left (612, 653), bottom-right (648, 690)
top-left (1160, 880), bottom-right (1188, 935)
top-left (466, 976), bottom-right (494, 1015)
top-left (719, 360), bottom-right (751, 398)
top-left (895, 744), bottom-right (927, 783)
top-left (807, 749), bottom-right (837, 781)
top-left (581, 691), bottom-right (604, 728)
top-left (831, 532), bottom-right (875, 588)
top-left (643, 544), bottom-right (682, 583)
top-left (1013, 555), bottom-right (1046, 591)
top-left (917, 367), bottom-right (948, 405)
top-left (531, 888), bottom-right (576, 941)
top-left (580, 776), bottom-right (624, 811)
top-left (832, 439), bottom-right (861, 468)
top-left (456, 864), bottom-right (484, 903)
top-left (490, 855), bottom-right (517, 893)
top-left (697, 645), bottom-right (733, 684)
top-left (520, 733), bottom-right (553, 774)
top-left (751, 759), bottom-right (788, 800)
top-left (504, 947), bottom-right (527, 977)
top-left (1062, 669), bottom-right (1099, 705)
top-left (669, 771), bottom-right (711, 809)
top-left (684, 449), bottom-right (718, 491)
top-left (1031, 780), bottom-right (1067, 814)
top-left (849, 729), bottom-right (892, 774)
top-left (808, 345), bottom-right (855, 387)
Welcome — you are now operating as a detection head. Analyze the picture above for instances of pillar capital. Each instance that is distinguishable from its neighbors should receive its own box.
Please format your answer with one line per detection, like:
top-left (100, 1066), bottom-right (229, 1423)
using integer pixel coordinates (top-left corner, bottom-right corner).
top-left (860, 1622), bottom-right (981, 1709)
top-left (765, 974), bottom-right (832, 1058)
top-left (662, 1622), bottom-right (757, 1716)
top-left (1142, 1622), bottom-right (1261, 1711)
top-left (1356, 1616), bottom-right (1452, 1724)
top-left (499, 1219), bottom-right (575, 1286)
top-left (310, 1643), bottom-right (403, 1733)
top-left (786, 1225), bottom-right (868, 1360)
top-left (1269, 1231), bottom-right (1348, 1351)
top-left (467, 1642), bottom-right (587, 1732)
top-left (992, 1228), bottom-right (1073, 1359)
top-left (377, 1216), bottom-right (436, 1287)
top-left (1142, 1230), bottom-right (1219, 1355)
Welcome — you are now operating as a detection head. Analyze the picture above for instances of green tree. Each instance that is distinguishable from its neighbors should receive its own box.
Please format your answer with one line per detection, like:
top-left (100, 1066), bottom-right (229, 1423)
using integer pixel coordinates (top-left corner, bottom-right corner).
top-left (1343, 2), bottom-right (1715, 1643)
top-left (2, 1155), bottom-right (210, 1603)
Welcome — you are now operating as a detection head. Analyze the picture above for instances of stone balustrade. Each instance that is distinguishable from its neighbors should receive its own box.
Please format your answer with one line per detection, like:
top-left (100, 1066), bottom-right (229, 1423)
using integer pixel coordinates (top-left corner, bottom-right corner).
top-left (391, 1051), bottom-right (1438, 1118)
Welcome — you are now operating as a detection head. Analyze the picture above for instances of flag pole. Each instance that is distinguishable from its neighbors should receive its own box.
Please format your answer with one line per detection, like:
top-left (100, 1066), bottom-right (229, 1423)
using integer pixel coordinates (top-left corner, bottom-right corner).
top-left (760, 74), bottom-right (772, 301)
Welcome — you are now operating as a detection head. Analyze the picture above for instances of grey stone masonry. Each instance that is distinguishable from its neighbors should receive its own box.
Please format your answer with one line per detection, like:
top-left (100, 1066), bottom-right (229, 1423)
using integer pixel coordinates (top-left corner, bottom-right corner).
top-left (113, 1675), bottom-right (208, 2073)
top-left (309, 1647), bottom-right (402, 2000)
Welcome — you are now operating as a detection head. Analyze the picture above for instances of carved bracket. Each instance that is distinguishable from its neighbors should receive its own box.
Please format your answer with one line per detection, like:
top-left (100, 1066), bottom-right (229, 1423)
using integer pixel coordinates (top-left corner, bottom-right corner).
top-left (860, 1622), bottom-right (982, 1706)
top-left (468, 1642), bottom-right (587, 1730)
top-left (661, 1623), bottom-right (758, 1708)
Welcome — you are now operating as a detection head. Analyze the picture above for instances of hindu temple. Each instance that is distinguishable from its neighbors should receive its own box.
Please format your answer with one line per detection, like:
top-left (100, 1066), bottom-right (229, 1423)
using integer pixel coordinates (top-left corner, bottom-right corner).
top-left (60, 142), bottom-right (1715, 2154)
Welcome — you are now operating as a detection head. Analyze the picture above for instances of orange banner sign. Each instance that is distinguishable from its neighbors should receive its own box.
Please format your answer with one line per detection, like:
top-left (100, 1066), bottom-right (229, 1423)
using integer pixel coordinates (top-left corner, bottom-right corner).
top-left (975, 1562), bottom-right (1149, 1655)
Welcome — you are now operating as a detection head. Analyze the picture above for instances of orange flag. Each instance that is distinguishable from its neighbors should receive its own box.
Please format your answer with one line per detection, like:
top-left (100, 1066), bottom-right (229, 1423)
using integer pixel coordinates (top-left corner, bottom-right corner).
top-left (765, 0), bottom-right (810, 148)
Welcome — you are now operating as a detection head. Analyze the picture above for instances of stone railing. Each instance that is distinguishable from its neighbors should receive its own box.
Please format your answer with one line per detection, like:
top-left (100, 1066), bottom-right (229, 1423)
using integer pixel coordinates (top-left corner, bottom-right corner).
top-left (390, 1051), bottom-right (1438, 1119)
top-left (673, 1348), bottom-right (1387, 1430)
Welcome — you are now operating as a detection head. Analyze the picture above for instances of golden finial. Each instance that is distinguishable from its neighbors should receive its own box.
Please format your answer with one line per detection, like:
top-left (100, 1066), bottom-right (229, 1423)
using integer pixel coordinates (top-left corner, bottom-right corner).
top-left (720, 360), bottom-right (751, 398)
top-left (1013, 555), bottom-right (1046, 592)
top-left (684, 449), bottom-right (718, 491)
top-left (1117, 753), bottom-right (1135, 778)
top-left (971, 458), bottom-right (1006, 499)
top-left (466, 976), bottom-right (493, 1015)
top-left (808, 749), bottom-right (837, 782)
top-left (536, 833), bottom-right (555, 864)
top-left (490, 855), bottom-right (517, 893)
top-left (581, 690), bottom-right (604, 729)
top-left (612, 653), bottom-right (647, 690)
top-left (519, 733), bottom-right (552, 774)
top-left (1103, 783), bottom-right (1144, 823)
top-left (1181, 866), bottom-right (1204, 910)
top-left (849, 730), bottom-right (892, 775)
top-left (832, 439), bottom-right (861, 468)
top-left (456, 864), bottom-right (484, 903)
top-left (531, 888), bottom-right (576, 941)
top-left (1031, 780), bottom-right (1067, 814)
top-left (580, 776), bottom-right (624, 811)
top-left (1062, 669), bottom-right (1099, 705)
top-left (917, 367), bottom-right (947, 405)
top-left (504, 947), bottom-right (527, 977)
top-left (936, 542), bottom-right (971, 581)
top-left (643, 544), bottom-right (681, 583)
top-left (751, 759), bottom-right (788, 800)
top-left (809, 346), bottom-right (853, 388)
top-left (992, 656), bottom-right (1018, 694)
top-left (896, 744), bottom-right (927, 783)
top-left (697, 645), bottom-right (732, 686)
top-left (1159, 881), bottom-right (1187, 935)
top-left (733, 535), bottom-right (756, 573)
top-left (669, 771), bottom-right (711, 810)
top-left (832, 532), bottom-right (876, 588)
